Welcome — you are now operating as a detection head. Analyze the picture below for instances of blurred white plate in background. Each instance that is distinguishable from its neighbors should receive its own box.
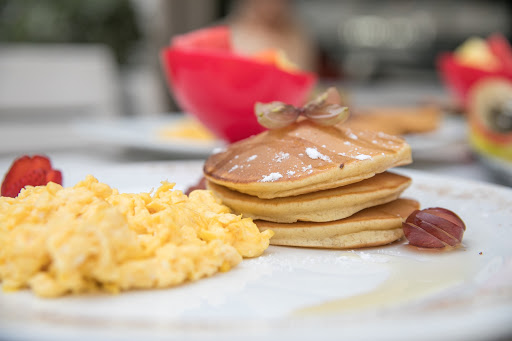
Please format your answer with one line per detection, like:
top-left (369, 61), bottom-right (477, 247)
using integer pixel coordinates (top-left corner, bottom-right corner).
top-left (404, 114), bottom-right (469, 161)
top-left (72, 114), bottom-right (224, 158)
top-left (73, 113), bottom-right (469, 161)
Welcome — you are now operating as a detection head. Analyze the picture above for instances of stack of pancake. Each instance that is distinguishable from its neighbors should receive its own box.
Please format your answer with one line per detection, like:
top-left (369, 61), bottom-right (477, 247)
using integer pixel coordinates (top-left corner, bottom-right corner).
top-left (203, 119), bottom-right (419, 249)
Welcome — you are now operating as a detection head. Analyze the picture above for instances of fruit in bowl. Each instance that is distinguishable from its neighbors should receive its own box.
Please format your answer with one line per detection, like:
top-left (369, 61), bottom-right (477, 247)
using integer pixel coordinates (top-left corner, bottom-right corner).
top-left (437, 33), bottom-right (512, 109)
top-left (160, 26), bottom-right (317, 143)
top-left (468, 78), bottom-right (512, 161)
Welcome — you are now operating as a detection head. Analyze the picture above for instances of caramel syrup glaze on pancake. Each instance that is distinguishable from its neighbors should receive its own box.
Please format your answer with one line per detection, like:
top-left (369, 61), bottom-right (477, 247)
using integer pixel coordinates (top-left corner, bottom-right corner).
top-left (204, 120), bottom-right (412, 199)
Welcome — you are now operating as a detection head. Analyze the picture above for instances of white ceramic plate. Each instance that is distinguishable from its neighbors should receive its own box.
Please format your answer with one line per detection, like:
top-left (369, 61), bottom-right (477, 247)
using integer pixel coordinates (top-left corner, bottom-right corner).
top-left (72, 115), bottom-right (225, 157)
top-left (404, 114), bottom-right (469, 160)
top-left (1, 162), bottom-right (511, 341)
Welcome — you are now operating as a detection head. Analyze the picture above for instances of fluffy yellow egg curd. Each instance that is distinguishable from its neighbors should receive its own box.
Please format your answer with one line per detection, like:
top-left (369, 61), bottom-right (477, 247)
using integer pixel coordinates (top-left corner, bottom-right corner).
top-left (0, 175), bottom-right (273, 298)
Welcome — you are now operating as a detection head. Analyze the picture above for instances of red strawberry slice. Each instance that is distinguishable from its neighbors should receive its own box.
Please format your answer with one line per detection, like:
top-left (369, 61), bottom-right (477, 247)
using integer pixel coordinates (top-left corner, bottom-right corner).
top-left (1, 155), bottom-right (63, 198)
top-left (46, 169), bottom-right (63, 185)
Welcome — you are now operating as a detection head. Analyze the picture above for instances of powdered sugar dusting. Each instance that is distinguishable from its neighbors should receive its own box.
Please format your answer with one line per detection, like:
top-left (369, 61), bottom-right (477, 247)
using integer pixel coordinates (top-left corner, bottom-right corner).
top-left (301, 165), bottom-right (313, 174)
top-left (348, 132), bottom-right (358, 140)
top-left (305, 147), bottom-right (331, 162)
top-left (355, 154), bottom-right (372, 160)
top-left (228, 165), bottom-right (239, 172)
top-left (260, 172), bottom-right (283, 182)
top-left (274, 152), bottom-right (290, 163)
top-left (286, 170), bottom-right (296, 176)
top-left (247, 155), bottom-right (258, 162)
top-left (359, 252), bottom-right (390, 263)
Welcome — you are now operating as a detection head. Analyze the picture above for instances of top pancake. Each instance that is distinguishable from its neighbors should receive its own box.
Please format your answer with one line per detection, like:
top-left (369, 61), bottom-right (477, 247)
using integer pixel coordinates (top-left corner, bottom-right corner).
top-left (204, 120), bottom-right (412, 199)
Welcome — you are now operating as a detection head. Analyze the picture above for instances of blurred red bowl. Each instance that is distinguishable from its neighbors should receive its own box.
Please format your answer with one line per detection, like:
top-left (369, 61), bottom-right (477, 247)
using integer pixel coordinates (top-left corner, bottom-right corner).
top-left (437, 52), bottom-right (512, 110)
top-left (160, 26), bottom-right (317, 143)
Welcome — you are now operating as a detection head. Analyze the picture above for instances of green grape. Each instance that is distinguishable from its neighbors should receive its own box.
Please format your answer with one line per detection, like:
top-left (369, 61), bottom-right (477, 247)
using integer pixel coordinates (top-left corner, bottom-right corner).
top-left (255, 102), bottom-right (299, 129)
top-left (303, 87), bottom-right (349, 126)
top-left (254, 87), bottom-right (349, 129)
top-left (305, 87), bottom-right (343, 109)
top-left (304, 105), bottom-right (349, 126)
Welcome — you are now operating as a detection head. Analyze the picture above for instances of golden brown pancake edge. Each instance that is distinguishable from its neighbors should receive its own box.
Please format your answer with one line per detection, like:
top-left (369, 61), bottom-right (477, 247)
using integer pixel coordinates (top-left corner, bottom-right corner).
top-left (207, 172), bottom-right (412, 223)
top-left (254, 198), bottom-right (420, 249)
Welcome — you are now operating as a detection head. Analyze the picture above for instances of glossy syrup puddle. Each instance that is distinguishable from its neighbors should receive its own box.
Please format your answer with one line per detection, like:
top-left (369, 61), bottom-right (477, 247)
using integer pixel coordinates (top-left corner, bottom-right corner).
top-left (292, 246), bottom-right (480, 317)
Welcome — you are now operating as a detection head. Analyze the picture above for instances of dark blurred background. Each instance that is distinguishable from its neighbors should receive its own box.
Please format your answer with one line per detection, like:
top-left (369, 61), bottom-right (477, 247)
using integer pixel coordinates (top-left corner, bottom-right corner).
top-left (1, 0), bottom-right (511, 116)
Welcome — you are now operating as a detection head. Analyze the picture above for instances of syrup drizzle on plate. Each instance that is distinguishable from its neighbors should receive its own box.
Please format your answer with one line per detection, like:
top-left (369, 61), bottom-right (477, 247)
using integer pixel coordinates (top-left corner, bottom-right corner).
top-left (292, 245), bottom-right (486, 317)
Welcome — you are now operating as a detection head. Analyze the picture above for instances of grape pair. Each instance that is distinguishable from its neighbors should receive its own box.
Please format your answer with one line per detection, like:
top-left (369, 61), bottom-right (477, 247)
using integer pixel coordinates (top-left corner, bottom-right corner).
top-left (255, 88), bottom-right (349, 129)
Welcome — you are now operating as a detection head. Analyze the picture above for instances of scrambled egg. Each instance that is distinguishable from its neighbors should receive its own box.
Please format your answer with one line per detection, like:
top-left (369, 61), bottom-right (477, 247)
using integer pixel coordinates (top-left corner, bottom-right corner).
top-left (159, 118), bottom-right (216, 141)
top-left (0, 176), bottom-right (273, 297)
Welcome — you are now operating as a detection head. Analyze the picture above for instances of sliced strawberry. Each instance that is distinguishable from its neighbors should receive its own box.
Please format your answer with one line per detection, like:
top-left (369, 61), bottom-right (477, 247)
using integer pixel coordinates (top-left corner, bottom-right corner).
top-left (46, 169), bottom-right (63, 185)
top-left (1, 168), bottom-right (47, 197)
top-left (1, 155), bottom-right (63, 198)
